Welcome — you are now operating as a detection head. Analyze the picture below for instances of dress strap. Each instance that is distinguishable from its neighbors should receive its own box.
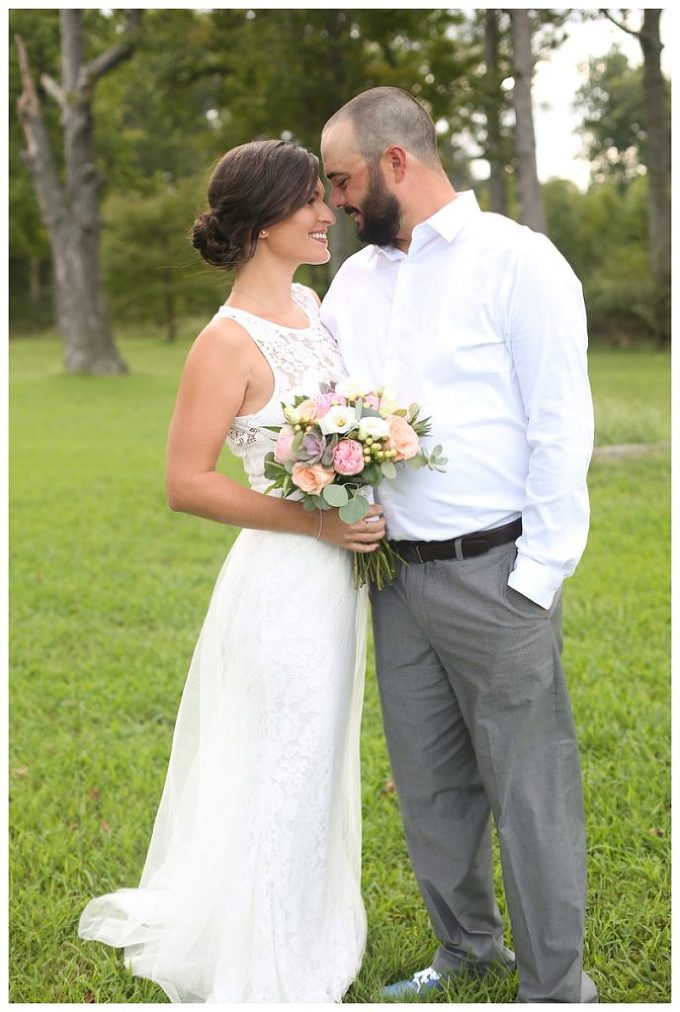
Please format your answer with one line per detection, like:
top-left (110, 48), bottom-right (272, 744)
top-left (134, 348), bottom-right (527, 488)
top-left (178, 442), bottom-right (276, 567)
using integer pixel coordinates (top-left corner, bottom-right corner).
top-left (292, 283), bottom-right (320, 322)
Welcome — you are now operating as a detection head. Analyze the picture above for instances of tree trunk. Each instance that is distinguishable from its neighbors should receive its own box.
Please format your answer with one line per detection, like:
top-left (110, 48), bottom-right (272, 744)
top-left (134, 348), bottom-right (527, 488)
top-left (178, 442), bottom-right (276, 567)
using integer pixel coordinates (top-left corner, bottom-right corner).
top-left (484, 10), bottom-right (507, 215)
top-left (639, 10), bottom-right (670, 345)
top-left (510, 10), bottom-right (546, 233)
top-left (15, 10), bottom-right (141, 373)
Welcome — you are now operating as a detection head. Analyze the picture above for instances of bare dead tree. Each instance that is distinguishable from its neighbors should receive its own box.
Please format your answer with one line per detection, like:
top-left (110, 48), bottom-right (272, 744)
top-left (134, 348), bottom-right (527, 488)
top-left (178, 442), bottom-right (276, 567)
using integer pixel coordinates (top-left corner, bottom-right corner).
top-left (15, 10), bottom-right (143, 373)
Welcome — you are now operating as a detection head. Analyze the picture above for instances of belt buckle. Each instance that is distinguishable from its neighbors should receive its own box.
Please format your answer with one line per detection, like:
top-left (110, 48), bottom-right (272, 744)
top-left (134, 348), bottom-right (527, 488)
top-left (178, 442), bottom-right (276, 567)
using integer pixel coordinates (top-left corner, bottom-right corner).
top-left (453, 536), bottom-right (465, 561)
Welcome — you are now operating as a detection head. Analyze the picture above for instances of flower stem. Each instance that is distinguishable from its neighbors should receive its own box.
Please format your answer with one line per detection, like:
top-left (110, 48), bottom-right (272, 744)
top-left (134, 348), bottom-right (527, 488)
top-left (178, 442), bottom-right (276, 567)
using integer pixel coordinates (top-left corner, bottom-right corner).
top-left (353, 538), bottom-right (406, 590)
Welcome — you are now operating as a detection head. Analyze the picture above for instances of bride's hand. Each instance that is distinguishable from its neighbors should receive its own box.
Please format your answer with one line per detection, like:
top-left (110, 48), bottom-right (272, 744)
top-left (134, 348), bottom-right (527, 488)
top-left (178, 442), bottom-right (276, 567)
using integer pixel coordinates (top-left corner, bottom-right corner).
top-left (319, 504), bottom-right (386, 552)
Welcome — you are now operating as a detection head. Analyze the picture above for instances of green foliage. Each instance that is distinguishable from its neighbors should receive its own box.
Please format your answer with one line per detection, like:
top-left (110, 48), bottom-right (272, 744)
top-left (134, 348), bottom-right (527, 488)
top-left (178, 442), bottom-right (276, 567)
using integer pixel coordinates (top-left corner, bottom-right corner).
top-left (102, 177), bottom-right (224, 340)
top-left (93, 9), bottom-right (229, 188)
top-left (9, 334), bottom-right (670, 1002)
top-left (544, 175), bottom-right (655, 343)
top-left (574, 47), bottom-right (671, 189)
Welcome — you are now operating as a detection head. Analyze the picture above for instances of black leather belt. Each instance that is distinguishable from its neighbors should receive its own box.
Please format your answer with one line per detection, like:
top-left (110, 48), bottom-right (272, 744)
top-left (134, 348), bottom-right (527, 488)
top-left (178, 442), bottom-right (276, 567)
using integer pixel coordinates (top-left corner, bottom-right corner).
top-left (390, 518), bottom-right (522, 563)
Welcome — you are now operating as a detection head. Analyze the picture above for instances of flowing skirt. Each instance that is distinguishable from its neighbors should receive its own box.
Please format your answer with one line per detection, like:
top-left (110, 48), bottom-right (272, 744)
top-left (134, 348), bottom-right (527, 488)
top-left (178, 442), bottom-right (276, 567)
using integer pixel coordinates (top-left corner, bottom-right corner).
top-left (79, 529), bottom-right (368, 1002)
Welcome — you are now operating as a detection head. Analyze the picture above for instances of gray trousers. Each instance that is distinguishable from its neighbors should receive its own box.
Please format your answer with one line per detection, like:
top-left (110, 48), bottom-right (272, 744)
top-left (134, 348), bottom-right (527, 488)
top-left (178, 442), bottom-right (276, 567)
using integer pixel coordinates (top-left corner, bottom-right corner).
top-left (370, 541), bottom-right (587, 1002)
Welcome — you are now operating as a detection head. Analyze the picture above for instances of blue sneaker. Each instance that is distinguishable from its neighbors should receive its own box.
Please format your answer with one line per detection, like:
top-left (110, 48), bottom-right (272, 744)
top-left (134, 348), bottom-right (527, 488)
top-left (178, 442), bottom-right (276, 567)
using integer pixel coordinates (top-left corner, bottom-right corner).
top-left (382, 966), bottom-right (444, 998)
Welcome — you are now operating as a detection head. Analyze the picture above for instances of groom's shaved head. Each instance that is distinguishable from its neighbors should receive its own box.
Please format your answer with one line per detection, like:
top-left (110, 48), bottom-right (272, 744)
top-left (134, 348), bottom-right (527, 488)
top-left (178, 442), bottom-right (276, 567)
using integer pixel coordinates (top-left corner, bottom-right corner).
top-left (323, 86), bottom-right (441, 169)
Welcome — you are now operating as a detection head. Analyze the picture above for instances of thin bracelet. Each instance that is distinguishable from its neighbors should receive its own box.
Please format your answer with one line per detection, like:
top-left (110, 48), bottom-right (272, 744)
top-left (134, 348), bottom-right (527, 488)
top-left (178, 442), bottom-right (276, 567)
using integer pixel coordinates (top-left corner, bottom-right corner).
top-left (316, 508), bottom-right (324, 540)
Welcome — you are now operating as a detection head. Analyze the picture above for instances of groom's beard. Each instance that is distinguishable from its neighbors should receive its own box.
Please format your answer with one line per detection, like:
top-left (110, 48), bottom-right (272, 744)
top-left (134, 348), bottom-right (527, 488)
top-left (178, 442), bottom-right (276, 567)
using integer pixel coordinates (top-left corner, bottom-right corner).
top-left (345, 167), bottom-right (402, 247)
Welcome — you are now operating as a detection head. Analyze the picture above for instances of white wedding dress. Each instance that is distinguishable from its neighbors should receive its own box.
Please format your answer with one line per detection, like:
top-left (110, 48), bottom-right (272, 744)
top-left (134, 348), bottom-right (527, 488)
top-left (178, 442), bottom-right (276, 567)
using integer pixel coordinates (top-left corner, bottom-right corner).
top-left (79, 284), bottom-right (368, 1002)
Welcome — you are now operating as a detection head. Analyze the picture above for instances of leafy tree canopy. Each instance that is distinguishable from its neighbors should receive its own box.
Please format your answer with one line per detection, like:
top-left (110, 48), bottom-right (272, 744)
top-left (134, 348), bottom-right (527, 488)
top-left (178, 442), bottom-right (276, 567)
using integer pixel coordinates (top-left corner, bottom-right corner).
top-left (574, 47), bottom-right (670, 188)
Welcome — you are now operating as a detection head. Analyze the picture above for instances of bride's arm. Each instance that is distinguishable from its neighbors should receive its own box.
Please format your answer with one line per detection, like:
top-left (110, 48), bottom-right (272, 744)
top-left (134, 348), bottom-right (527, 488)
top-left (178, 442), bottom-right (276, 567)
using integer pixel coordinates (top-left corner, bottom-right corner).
top-left (165, 321), bottom-right (385, 551)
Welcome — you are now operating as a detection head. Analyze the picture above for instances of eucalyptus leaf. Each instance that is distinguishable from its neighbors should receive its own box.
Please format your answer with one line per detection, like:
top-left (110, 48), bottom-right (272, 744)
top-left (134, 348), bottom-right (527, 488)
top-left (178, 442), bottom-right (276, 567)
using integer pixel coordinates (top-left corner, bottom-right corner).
top-left (339, 495), bottom-right (370, 524)
top-left (322, 483), bottom-right (349, 507)
top-left (360, 463), bottom-right (381, 485)
top-left (381, 461), bottom-right (397, 479)
top-left (264, 457), bottom-right (287, 479)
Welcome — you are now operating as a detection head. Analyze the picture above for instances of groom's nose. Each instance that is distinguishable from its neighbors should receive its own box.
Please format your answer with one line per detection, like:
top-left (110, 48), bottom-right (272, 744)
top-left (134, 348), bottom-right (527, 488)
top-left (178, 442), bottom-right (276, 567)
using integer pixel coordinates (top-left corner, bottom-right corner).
top-left (329, 184), bottom-right (345, 209)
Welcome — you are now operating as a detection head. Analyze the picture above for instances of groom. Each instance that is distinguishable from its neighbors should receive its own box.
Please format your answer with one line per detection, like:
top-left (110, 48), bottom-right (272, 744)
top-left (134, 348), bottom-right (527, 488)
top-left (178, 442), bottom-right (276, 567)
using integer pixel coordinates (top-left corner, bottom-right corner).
top-left (320, 87), bottom-right (597, 1003)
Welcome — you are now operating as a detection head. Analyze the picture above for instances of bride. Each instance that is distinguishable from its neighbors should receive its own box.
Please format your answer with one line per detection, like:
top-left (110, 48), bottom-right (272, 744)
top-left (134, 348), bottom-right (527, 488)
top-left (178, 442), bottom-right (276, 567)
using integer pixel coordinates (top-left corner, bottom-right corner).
top-left (78, 139), bottom-right (385, 1002)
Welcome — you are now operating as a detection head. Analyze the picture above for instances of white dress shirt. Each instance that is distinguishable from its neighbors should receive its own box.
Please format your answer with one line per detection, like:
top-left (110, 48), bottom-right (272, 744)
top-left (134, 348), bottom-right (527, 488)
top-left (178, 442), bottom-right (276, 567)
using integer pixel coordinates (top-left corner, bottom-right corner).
top-left (320, 191), bottom-right (594, 609)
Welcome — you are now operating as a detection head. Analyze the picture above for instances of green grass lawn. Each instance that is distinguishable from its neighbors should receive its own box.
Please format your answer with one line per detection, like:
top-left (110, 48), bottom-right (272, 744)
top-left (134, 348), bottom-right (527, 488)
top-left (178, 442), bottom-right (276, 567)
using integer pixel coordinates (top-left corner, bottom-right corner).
top-left (9, 330), bottom-right (670, 1002)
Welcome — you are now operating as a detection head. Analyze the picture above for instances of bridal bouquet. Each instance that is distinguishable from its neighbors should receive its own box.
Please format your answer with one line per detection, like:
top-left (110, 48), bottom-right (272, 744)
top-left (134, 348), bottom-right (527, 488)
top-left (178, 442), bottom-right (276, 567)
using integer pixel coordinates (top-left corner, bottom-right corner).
top-left (263, 378), bottom-right (447, 589)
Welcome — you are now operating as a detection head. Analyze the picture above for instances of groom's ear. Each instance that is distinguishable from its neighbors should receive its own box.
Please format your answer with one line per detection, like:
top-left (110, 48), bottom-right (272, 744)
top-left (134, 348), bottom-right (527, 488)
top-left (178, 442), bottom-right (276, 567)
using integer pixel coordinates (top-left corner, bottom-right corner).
top-left (383, 145), bottom-right (408, 183)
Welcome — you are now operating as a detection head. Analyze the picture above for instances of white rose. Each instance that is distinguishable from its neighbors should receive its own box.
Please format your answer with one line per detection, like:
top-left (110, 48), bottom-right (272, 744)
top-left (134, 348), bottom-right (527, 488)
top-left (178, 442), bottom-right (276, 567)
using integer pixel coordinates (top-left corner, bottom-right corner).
top-left (335, 377), bottom-right (372, 400)
top-left (358, 415), bottom-right (390, 440)
top-left (318, 404), bottom-right (358, 435)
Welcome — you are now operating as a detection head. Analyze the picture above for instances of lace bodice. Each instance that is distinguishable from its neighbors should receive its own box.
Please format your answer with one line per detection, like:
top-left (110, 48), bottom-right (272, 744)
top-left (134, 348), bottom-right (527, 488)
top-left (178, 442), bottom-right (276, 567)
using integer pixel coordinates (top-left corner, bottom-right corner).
top-left (216, 284), bottom-right (345, 493)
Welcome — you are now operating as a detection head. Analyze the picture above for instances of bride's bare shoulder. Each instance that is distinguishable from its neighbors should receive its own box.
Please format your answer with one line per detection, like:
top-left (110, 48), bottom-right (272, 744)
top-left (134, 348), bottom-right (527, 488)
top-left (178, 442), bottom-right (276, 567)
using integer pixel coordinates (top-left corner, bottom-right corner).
top-left (184, 313), bottom-right (255, 371)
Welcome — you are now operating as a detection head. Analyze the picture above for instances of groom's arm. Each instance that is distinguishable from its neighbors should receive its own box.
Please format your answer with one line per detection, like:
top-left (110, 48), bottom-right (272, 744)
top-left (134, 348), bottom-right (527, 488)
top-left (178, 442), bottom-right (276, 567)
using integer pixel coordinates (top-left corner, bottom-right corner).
top-left (503, 232), bottom-right (594, 610)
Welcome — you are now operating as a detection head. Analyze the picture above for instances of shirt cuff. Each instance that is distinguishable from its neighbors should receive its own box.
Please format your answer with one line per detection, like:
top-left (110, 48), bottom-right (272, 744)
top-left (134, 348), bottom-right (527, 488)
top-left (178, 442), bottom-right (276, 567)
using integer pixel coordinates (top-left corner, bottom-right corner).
top-left (507, 554), bottom-right (561, 610)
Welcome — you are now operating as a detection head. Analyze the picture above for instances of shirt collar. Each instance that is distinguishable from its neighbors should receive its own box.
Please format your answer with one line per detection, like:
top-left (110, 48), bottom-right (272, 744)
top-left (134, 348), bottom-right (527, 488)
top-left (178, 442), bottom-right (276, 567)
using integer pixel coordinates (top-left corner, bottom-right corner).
top-left (374, 190), bottom-right (481, 260)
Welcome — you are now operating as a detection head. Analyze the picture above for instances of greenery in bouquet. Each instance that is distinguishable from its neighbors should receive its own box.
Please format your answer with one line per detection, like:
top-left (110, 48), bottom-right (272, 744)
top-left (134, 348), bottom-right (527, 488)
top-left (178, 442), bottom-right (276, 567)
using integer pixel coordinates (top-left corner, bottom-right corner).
top-left (263, 378), bottom-right (447, 589)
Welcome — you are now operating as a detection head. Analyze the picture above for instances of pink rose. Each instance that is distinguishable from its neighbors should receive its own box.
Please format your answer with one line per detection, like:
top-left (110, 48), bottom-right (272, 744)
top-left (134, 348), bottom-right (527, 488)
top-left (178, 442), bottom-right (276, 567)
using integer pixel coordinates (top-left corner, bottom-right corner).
top-left (273, 425), bottom-right (296, 463)
top-left (314, 392), bottom-right (347, 418)
top-left (385, 415), bottom-right (420, 461)
top-left (291, 462), bottom-right (336, 494)
top-left (332, 438), bottom-right (365, 476)
top-left (296, 398), bottom-right (318, 421)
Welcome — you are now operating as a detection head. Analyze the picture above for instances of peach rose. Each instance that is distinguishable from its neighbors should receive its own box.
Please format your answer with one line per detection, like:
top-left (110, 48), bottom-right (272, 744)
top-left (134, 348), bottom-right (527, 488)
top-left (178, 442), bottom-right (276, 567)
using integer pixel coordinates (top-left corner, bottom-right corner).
top-left (291, 462), bottom-right (336, 494)
top-left (296, 398), bottom-right (319, 422)
top-left (385, 415), bottom-right (420, 461)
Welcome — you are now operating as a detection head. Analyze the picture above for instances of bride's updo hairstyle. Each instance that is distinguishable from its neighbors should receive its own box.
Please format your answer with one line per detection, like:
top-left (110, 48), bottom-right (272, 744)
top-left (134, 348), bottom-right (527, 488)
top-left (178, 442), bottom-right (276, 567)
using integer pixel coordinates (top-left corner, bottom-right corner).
top-left (192, 139), bottom-right (320, 270)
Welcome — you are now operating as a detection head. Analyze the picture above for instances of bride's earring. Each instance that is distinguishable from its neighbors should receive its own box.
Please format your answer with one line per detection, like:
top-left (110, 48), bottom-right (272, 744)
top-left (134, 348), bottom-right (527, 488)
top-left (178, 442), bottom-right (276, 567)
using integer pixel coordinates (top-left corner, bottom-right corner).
top-left (259, 229), bottom-right (268, 238)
